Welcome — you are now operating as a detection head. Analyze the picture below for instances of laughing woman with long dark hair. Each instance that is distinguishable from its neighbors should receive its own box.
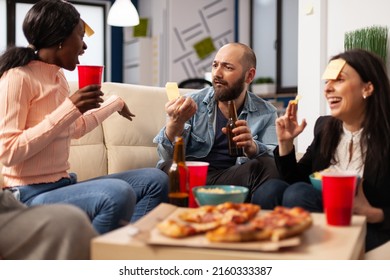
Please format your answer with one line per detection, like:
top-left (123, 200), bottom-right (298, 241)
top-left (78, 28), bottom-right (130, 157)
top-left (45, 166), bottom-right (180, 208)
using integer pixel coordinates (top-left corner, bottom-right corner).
top-left (252, 49), bottom-right (390, 253)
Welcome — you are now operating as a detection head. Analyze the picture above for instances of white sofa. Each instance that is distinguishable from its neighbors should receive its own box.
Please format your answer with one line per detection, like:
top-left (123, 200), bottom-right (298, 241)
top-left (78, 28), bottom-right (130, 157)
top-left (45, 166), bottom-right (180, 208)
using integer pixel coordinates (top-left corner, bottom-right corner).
top-left (67, 81), bottom-right (192, 181)
top-left (0, 81), bottom-right (388, 259)
top-left (68, 82), bottom-right (160, 181)
top-left (0, 82), bottom-right (190, 183)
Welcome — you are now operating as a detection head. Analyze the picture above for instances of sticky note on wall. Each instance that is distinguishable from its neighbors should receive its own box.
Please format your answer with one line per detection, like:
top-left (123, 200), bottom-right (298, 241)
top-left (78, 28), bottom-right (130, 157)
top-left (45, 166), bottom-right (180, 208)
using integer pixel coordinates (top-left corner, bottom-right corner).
top-left (193, 37), bottom-right (216, 60)
top-left (166, 82), bottom-right (180, 101)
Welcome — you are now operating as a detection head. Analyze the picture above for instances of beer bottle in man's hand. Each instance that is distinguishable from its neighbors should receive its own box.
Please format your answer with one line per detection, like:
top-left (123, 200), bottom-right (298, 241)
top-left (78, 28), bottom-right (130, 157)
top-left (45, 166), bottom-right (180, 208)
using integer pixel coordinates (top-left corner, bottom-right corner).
top-left (168, 136), bottom-right (189, 207)
top-left (226, 100), bottom-right (244, 157)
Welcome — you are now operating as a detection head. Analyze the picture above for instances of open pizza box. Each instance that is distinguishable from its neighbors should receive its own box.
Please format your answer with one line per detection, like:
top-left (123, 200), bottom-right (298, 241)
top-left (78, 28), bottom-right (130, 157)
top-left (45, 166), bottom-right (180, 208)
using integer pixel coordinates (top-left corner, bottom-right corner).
top-left (132, 203), bottom-right (302, 252)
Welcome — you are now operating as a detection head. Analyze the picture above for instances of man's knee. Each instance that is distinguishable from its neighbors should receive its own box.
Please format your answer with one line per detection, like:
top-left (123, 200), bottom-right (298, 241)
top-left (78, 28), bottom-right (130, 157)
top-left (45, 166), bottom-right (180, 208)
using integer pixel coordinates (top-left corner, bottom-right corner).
top-left (159, 160), bottom-right (173, 174)
top-left (250, 156), bottom-right (280, 179)
top-left (251, 179), bottom-right (288, 208)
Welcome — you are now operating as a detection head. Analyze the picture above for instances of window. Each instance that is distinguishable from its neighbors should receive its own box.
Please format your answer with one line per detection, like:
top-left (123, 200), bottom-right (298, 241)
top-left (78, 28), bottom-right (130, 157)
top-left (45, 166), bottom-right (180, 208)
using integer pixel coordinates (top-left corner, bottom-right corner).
top-left (251, 0), bottom-right (298, 93)
top-left (5, 0), bottom-right (110, 82)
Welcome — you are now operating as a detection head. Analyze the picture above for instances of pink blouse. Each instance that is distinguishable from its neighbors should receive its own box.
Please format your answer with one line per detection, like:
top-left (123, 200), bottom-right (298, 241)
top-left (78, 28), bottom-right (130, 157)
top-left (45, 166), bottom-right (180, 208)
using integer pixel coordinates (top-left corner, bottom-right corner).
top-left (0, 60), bottom-right (124, 187)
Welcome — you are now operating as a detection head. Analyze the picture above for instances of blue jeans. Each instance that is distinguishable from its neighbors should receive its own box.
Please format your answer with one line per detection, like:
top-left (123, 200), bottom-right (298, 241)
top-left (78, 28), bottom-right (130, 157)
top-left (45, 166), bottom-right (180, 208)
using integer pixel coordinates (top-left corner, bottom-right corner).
top-left (14, 168), bottom-right (168, 234)
top-left (251, 179), bottom-right (323, 211)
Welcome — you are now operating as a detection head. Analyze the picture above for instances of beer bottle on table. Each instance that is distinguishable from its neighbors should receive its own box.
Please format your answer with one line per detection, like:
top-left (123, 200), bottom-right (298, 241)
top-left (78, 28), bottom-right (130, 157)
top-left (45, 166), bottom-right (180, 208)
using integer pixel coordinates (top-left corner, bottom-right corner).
top-left (226, 100), bottom-right (244, 157)
top-left (168, 136), bottom-right (189, 207)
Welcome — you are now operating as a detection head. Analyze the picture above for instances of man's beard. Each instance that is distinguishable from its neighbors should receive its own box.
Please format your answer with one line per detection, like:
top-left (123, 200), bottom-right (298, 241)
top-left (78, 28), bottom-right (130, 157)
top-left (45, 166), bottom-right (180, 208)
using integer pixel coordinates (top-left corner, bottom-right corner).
top-left (213, 74), bottom-right (246, 102)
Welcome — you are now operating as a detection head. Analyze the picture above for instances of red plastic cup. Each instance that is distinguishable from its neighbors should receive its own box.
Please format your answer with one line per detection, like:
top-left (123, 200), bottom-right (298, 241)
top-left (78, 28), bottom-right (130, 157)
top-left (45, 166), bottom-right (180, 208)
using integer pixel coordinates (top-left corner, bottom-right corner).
top-left (77, 65), bottom-right (104, 88)
top-left (322, 171), bottom-right (357, 226)
top-left (186, 161), bottom-right (209, 208)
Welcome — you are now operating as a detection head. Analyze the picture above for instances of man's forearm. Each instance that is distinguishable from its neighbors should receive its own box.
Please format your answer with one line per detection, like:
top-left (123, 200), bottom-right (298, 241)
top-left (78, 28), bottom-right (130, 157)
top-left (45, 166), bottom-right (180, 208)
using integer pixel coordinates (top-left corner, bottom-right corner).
top-left (165, 120), bottom-right (185, 142)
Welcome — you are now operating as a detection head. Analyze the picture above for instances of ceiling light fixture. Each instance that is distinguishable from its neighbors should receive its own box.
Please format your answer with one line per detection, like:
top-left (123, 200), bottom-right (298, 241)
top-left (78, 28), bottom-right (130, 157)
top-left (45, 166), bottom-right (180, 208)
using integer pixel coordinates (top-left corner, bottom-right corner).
top-left (107, 0), bottom-right (140, 27)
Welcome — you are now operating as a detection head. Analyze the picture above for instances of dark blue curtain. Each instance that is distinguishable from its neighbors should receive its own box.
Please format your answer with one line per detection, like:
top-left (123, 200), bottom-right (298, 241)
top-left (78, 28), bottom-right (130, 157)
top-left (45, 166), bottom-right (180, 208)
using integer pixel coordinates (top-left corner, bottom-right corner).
top-left (110, 0), bottom-right (138, 82)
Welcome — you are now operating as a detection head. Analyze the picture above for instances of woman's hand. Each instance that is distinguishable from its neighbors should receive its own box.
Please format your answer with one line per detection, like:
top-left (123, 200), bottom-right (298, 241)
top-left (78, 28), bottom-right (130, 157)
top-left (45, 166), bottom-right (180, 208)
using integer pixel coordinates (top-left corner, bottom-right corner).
top-left (353, 180), bottom-right (384, 223)
top-left (276, 101), bottom-right (307, 155)
top-left (118, 103), bottom-right (135, 121)
top-left (70, 85), bottom-right (104, 114)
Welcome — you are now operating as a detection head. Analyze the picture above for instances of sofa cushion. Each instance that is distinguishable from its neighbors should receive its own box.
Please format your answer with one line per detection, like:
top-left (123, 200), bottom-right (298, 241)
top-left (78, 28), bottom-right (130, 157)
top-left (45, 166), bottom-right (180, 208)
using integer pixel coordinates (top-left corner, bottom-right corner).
top-left (69, 124), bottom-right (107, 181)
top-left (66, 82), bottom-right (106, 181)
top-left (101, 82), bottom-right (169, 173)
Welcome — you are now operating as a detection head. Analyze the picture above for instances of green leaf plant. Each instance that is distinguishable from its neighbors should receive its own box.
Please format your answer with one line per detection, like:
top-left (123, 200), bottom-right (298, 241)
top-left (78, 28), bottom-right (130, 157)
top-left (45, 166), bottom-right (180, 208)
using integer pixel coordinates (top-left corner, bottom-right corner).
top-left (344, 25), bottom-right (388, 65)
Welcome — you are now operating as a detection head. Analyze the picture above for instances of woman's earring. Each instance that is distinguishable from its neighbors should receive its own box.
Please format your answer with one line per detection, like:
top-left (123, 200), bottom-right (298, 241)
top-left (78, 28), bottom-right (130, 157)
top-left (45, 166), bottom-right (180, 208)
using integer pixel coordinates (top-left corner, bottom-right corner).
top-left (59, 43), bottom-right (62, 49)
top-left (363, 95), bottom-right (367, 99)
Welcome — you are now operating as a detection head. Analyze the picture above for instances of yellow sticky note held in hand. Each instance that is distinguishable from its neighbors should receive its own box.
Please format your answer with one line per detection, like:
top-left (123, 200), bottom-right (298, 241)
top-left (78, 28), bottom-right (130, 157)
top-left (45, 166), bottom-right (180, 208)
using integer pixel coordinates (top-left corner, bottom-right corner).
top-left (166, 82), bottom-right (180, 101)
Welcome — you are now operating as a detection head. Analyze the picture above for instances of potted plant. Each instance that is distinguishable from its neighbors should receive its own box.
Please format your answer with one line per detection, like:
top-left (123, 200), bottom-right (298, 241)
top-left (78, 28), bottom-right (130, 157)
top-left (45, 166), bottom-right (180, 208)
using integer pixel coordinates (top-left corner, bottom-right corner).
top-left (251, 77), bottom-right (276, 96)
top-left (344, 25), bottom-right (388, 65)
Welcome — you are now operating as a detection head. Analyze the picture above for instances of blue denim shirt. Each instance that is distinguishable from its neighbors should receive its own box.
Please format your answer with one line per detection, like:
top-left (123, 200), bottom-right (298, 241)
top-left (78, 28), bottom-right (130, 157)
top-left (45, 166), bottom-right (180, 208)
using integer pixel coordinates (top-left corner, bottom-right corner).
top-left (153, 87), bottom-right (278, 168)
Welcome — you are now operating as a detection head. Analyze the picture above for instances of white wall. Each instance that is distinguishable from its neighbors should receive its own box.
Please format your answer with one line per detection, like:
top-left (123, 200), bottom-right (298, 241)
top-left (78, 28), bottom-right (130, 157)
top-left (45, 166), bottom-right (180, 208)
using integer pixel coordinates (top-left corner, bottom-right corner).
top-left (296, 0), bottom-right (328, 153)
top-left (136, 0), bottom-right (235, 86)
top-left (297, 0), bottom-right (390, 153)
top-left (327, 0), bottom-right (390, 69)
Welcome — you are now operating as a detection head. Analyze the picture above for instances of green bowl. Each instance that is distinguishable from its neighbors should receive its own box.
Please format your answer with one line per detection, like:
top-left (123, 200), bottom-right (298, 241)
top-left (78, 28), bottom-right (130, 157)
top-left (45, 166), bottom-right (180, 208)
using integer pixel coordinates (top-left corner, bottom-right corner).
top-left (310, 173), bottom-right (362, 192)
top-left (192, 185), bottom-right (248, 206)
top-left (309, 174), bottom-right (322, 191)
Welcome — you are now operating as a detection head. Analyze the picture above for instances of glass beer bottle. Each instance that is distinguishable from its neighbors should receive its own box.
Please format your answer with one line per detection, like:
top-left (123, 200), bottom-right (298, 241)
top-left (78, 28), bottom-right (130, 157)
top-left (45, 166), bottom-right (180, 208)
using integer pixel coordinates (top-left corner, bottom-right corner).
top-left (168, 136), bottom-right (189, 207)
top-left (226, 100), bottom-right (244, 157)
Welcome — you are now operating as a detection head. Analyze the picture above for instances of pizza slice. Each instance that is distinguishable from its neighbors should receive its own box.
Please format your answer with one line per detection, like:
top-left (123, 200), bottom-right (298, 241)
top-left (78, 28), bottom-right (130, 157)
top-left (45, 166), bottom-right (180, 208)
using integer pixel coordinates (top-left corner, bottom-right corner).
top-left (157, 219), bottom-right (220, 238)
top-left (158, 203), bottom-right (261, 239)
top-left (265, 206), bottom-right (313, 241)
top-left (206, 222), bottom-right (272, 242)
top-left (179, 202), bottom-right (261, 225)
top-left (178, 205), bottom-right (219, 223)
top-left (157, 220), bottom-right (197, 238)
top-left (216, 202), bottom-right (260, 224)
top-left (206, 206), bottom-right (312, 243)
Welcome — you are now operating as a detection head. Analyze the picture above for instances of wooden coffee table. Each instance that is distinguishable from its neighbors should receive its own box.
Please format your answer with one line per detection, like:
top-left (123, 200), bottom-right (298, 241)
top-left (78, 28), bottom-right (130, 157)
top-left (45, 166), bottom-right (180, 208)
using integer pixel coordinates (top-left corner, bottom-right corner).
top-left (91, 203), bottom-right (366, 260)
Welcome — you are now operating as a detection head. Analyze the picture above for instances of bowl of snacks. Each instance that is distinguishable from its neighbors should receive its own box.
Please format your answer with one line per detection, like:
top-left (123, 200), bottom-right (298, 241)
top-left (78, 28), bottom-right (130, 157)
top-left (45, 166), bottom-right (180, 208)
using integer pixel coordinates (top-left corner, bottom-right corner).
top-left (310, 170), bottom-right (361, 192)
top-left (192, 185), bottom-right (248, 206)
top-left (309, 172), bottom-right (322, 191)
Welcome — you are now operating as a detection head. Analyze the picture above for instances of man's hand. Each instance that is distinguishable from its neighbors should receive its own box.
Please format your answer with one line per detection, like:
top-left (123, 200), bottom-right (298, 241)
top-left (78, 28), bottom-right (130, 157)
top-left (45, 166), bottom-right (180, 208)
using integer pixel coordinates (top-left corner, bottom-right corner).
top-left (165, 97), bottom-right (197, 142)
top-left (166, 97), bottom-right (197, 122)
top-left (222, 120), bottom-right (257, 157)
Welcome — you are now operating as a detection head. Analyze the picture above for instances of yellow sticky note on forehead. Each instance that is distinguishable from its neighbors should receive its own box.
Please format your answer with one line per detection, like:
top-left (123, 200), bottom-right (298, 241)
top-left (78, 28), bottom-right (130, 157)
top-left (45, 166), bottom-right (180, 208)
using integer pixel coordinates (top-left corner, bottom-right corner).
top-left (166, 82), bottom-right (180, 101)
top-left (321, 59), bottom-right (346, 80)
top-left (83, 20), bottom-right (95, 37)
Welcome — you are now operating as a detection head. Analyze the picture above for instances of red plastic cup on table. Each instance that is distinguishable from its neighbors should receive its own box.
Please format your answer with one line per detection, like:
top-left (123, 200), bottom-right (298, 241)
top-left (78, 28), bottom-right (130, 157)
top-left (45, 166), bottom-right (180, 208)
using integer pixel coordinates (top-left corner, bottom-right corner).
top-left (77, 65), bottom-right (104, 88)
top-left (186, 161), bottom-right (209, 208)
top-left (321, 171), bottom-right (357, 226)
